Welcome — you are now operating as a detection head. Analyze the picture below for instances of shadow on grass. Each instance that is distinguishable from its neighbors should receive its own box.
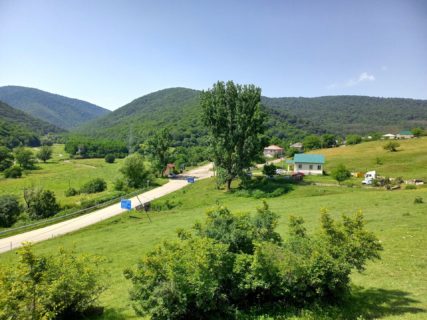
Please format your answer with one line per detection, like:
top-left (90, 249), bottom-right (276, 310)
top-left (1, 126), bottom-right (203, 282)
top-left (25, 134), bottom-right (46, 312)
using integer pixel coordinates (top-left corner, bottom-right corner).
top-left (241, 287), bottom-right (425, 320)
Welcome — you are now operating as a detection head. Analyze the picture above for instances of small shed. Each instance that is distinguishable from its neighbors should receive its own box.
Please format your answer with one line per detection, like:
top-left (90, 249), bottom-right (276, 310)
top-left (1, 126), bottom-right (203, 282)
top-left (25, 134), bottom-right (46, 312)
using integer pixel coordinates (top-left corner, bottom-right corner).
top-left (396, 130), bottom-right (414, 139)
top-left (263, 145), bottom-right (284, 158)
top-left (286, 154), bottom-right (325, 175)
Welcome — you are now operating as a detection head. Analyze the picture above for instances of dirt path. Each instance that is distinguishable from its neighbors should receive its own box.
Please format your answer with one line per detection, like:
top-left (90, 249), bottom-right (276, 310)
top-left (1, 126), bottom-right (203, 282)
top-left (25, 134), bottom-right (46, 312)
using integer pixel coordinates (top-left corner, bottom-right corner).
top-left (0, 163), bottom-right (213, 254)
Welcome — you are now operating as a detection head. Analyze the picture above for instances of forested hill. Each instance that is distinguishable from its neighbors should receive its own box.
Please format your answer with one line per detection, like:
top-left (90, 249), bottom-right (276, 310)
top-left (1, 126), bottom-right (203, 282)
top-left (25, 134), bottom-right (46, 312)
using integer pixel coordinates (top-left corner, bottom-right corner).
top-left (74, 88), bottom-right (314, 146)
top-left (0, 86), bottom-right (110, 130)
top-left (0, 100), bottom-right (64, 147)
top-left (261, 95), bottom-right (427, 135)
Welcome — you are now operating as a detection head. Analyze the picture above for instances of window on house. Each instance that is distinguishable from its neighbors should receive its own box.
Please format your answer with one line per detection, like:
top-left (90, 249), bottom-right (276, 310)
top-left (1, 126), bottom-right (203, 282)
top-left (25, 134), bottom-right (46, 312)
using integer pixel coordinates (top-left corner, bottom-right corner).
top-left (309, 165), bottom-right (313, 170)
top-left (298, 164), bottom-right (302, 169)
top-left (317, 165), bottom-right (321, 170)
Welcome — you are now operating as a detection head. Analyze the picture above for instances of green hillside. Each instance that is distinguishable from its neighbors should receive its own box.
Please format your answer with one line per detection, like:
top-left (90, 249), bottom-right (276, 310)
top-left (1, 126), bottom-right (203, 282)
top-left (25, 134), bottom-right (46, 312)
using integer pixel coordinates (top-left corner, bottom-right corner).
top-left (0, 100), bottom-right (63, 147)
top-left (262, 95), bottom-right (427, 135)
top-left (0, 86), bottom-right (110, 130)
top-left (75, 88), bottom-right (427, 147)
top-left (75, 88), bottom-right (321, 146)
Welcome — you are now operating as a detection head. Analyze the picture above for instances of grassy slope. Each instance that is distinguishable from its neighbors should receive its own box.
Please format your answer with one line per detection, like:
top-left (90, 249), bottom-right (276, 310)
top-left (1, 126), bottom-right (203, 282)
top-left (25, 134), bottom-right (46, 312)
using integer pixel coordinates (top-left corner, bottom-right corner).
top-left (308, 137), bottom-right (427, 181)
top-left (0, 142), bottom-right (426, 319)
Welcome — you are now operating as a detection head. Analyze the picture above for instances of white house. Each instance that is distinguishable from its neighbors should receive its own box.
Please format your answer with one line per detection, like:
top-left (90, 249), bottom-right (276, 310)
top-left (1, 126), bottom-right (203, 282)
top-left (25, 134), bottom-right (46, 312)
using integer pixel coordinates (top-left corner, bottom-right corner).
top-left (382, 133), bottom-right (396, 139)
top-left (286, 153), bottom-right (325, 175)
top-left (263, 145), bottom-right (284, 158)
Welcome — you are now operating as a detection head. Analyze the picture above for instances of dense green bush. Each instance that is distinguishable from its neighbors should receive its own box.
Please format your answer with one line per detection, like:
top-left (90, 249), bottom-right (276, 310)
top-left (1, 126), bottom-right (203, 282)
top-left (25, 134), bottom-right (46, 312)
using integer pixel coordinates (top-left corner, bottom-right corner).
top-left (65, 136), bottom-right (128, 158)
top-left (36, 145), bottom-right (52, 163)
top-left (0, 244), bottom-right (106, 320)
top-left (0, 194), bottom-right (21, 227)
top-left (64, 187), bottom-right (79, 197)
top-left (331, 164), bottom-right (351, 184)
top-left (25, 188), bottom-right (60, 220)
top-left (3, 165), bottom-right (22, 178)
top-left (104, 154), bottom-right (116, 163)
top-left (383, 141), bottom-right (400, 152)
top-left (346, 134), bottom-right (362, 145)
top-left (262, 163), bottom-right (277, 177)
top-left (125, 203), bottom-right (382, 319)
top-left (414, 197), bottom-right (423, 204)
top-left (405, 184), bottom-right (416, 190)
top-left (80, 178), bottom-right (107, 194)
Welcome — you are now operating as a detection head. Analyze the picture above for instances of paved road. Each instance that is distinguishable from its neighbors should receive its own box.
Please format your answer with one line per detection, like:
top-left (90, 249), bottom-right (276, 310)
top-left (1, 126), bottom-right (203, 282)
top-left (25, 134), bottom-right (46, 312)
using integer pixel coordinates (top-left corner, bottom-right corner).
top-left (0, 163), bottom-right (213, 254)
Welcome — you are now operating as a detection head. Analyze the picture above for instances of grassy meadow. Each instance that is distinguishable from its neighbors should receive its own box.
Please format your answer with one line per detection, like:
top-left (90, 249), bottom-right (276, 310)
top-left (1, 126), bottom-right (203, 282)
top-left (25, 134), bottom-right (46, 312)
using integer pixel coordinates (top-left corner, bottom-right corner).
top-left (1, 139), bottom-right (427, 319)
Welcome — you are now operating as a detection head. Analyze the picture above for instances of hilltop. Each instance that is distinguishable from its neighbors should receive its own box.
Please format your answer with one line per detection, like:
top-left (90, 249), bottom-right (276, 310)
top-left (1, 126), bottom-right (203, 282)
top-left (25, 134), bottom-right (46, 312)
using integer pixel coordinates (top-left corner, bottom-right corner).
top-left (75, 88), bottom-right (427, 145)
top-left (0, 86), bottom-right (110, 130)
top-left (0, 100), bottom-right (63, 147)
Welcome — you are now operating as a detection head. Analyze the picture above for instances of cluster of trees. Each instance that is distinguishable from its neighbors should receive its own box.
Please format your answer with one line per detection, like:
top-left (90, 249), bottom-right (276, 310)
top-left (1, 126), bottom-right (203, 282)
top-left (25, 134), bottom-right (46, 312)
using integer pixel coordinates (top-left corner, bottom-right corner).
top-left (125, 203), bottom-right (382, 319)
top-left (0, 244), bottom-right (106, 320)
top-left (0, 146), bottom-right (54, 179)
top-left (0, 187), bottom-right (60, 228)
top-left (64, 136), bottom-right (128, 158)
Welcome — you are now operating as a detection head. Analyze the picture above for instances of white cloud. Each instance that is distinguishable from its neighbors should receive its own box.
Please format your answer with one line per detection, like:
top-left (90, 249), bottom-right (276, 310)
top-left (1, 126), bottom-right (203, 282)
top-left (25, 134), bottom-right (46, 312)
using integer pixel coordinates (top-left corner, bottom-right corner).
top-left (345, 72), bottom-right (375, 87)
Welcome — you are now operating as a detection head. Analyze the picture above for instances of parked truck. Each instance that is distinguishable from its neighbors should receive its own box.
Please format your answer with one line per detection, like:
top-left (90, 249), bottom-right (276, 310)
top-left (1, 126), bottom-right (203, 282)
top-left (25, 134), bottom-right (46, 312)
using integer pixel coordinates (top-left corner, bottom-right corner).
top-left (362, 171), bottom-right (376, 185)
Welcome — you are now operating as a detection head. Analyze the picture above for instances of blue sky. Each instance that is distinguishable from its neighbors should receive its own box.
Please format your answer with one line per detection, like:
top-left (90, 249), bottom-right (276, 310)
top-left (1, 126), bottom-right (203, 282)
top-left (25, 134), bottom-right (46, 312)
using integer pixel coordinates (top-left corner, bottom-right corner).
top-left (0, 0), bottom-right (426, 110)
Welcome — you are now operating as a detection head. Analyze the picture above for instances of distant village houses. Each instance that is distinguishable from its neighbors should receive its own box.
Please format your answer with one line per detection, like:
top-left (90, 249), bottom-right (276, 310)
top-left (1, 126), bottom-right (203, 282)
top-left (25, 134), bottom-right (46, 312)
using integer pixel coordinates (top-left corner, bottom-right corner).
top-left (289, 142), bottom-right (304, 152)
top-left (396, 130), bottom-right (414, 139)
top-left (263, 145), bottom-right (284, 158)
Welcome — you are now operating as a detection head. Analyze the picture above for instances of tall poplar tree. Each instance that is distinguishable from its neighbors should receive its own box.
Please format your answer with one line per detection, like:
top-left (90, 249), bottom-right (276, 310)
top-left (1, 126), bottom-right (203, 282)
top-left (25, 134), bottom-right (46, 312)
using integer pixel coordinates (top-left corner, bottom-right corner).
top-left (201, 81), bottom-right (265, 190)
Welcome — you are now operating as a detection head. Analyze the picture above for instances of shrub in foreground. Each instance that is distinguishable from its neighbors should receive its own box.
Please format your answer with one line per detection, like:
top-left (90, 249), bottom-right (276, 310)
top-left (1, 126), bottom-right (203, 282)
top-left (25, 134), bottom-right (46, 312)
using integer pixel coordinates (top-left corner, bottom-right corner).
top-left (0, 244), bottom-right (106, 320)
top-left (105, 154), bottom-right (115, 163)
top-left (0, 195), bottom-right (21, 227)
top-left (125, 203), bottom-right (382, 319)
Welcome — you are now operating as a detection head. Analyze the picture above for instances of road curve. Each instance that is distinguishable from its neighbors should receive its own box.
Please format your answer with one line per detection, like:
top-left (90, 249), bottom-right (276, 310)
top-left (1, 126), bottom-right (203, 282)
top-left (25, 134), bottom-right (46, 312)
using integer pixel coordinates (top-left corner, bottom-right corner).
top-left (0, 163), bottom-right (213, 254)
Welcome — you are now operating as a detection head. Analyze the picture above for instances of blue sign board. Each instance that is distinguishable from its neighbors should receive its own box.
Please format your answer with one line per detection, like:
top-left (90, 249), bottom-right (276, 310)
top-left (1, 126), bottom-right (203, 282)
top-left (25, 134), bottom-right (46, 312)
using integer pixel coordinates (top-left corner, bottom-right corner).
top-left (121, 199), bottom-right (132, 210)
top-left (187, 177), bottom-right (195, 183)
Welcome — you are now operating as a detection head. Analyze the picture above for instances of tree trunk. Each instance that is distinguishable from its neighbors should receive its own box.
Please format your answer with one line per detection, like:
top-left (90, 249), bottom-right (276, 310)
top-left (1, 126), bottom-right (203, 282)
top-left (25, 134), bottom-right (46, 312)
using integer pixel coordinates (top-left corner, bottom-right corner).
top-left (226, 179), bottom-right (232, 191)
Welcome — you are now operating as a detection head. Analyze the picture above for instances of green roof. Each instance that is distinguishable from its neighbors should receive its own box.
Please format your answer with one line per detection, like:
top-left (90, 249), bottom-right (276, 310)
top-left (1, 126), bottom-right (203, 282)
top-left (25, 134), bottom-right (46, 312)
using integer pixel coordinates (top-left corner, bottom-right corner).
top-left (293, 153), bottom-right (325, 164)
top-left (399, 130), bottom-right (413, 135)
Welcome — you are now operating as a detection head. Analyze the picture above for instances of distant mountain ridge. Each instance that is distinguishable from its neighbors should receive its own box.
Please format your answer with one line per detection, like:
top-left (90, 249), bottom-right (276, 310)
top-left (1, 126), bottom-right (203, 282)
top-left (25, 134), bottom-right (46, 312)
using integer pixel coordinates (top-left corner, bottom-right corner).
top-left (74, 88), bottom-right (427, 146)
top-left (0, 86), bottom-right (111, 130)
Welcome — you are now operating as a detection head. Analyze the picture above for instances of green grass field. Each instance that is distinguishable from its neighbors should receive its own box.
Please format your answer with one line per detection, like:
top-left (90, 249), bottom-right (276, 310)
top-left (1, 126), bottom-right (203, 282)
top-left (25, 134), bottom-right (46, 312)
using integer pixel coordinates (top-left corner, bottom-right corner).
top-left (0, 140), bottom-right (426, 319)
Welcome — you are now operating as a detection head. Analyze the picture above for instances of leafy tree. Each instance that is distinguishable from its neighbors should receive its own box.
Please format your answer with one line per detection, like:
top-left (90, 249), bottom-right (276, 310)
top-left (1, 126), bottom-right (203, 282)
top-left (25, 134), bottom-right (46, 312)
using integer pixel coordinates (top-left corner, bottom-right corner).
top-left (411, 127), bottom-right (424, 137)
top-left (303, 135), bottom-right (321, 150)
top-left (201, 81), bottom-right (265, 190)
top-left (80, 178), bottom-right (107, 194)
top-left (4, 165), bottom-right (22, 178)
top-left (286, 147), bottom-right (300, 157)
top-left (331, 164), bottom-right (351, 184)
top-left (262, 163), bottom-right (277, 177)
top-left (104, 154), bottom-right (115, 163)
top-left (120, 153), bottom-right (151, 188)
top-left (0, 195), bottom-right (21, 227)
top-left (346, 134), bottom-right (362, 145)
top-left (0, 244), bottom-right (106, 320)
top-left (321, 134), bottom-right (336, 148)
top-left (146, 128), bottom-right (172, 176)
top-left (383, 141), bottom-right (400, 152)
top-left (25, 188), bottom-right (60, 219)
top-left (0, 146), bottom-right (14, 171)
top-left (36, 145), bottom-right (52, 163)
top-left (14, 147), bottom-right (36, 169)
